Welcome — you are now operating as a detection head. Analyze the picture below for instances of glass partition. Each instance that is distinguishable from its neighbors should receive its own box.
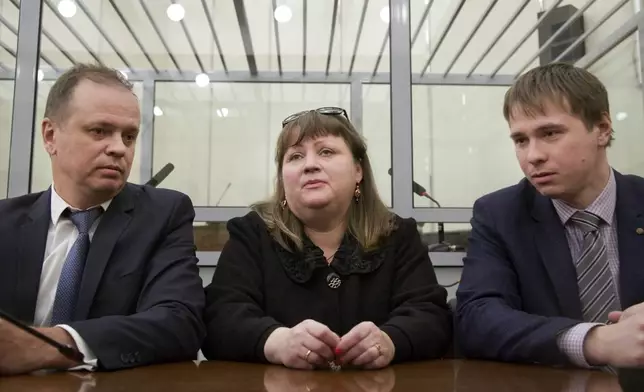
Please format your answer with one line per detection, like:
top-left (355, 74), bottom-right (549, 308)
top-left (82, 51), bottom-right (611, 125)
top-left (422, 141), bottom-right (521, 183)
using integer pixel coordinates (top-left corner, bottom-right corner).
top-left (0, 0), bottom-right (639, 266)
top-left (0, 81), bottom-right (14, 199)
top-left (590, 33), bottom-right (644, 176)
top-left (0, 0), bottom-right (19, 199)
top-left (153, 82), bottom-right (351, 207)
top-left (409, 0), bottom-right (639, 209)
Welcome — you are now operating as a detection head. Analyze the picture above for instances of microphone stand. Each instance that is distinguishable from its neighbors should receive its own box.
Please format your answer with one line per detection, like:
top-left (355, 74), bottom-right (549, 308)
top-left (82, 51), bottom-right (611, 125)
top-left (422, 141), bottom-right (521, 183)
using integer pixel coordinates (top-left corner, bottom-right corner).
top-left (418, 192), bottom-right (465, 253)
top-left (419, 192), bottom-right (445, 244)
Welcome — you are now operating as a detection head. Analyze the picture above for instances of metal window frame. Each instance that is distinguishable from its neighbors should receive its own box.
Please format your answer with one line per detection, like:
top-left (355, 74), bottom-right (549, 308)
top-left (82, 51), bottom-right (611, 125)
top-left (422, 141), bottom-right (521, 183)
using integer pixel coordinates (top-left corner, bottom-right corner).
top-left (5, 2), bottom-right (643, 267)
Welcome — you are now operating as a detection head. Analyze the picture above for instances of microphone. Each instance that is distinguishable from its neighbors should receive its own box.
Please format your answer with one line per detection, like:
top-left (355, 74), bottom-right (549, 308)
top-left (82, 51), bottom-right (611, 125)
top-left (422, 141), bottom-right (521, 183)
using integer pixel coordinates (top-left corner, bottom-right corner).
top-left (387, 168), bottom-right (445, 244)
top-left (0, 308), bottom-right (84, 362)
top-left (387, 168), bottom-right (442, 207)
top-left (145, 163), bottom-right (175, 187)
top-left (387, 168), bottom-right (465, 252)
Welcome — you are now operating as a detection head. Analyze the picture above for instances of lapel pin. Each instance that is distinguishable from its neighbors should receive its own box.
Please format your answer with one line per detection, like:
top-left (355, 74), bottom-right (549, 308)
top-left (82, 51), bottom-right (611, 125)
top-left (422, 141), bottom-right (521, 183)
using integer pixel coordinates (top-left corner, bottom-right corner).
top-left (637, 228), bottom-right (644, 235)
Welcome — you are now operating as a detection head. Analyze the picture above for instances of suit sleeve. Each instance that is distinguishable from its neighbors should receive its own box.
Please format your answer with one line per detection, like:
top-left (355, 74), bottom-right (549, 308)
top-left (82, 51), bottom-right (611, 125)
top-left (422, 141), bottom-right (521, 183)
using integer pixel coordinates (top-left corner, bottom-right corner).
top-left (455, 199), bottom-right (580, 366)
top-left (379, 218), bottom-right (452, 362)
top-left (201, 216), bottom-right (283, 362)
top-left (68, 194), bottom-right (206, 371)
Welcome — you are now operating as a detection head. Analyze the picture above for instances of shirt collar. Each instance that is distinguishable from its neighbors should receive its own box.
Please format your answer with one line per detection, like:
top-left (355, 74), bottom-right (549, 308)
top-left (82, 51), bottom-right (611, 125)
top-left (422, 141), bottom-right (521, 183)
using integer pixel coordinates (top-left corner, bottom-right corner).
top-left (50, 185), bottom-right (113, 225)
top-left (552, 168), bottom-right (617, 226)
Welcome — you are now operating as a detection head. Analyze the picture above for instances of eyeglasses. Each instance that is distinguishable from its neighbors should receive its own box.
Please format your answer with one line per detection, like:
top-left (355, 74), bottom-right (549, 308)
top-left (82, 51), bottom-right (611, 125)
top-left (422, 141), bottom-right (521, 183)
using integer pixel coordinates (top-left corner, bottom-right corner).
top-left (281, 107), bottom-right (349, 127)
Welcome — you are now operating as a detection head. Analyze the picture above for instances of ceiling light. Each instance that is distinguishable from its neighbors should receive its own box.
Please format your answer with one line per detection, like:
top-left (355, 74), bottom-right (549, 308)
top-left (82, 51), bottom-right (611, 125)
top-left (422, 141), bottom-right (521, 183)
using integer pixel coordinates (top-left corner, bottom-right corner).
top-left (119, 70), bottom-right (129, 80)
top-left (195, 73), bottom-right (210, 87)
top-left (274, 5), bottom-right (292, 23)
top-left (380, 6), bottom-right (389, 23)
top-left (37, 69), bottom-right (44, 82)
top-left (154, 106), bottom-right (164, 116)
top-left (166, 3), bottom-right (185, 22)
top-left (216, 108), bottom-right (229, 118)
top-left (616, 112), bottom-right (628, 121)
top-left (58, 0), bottom-right (77, 18)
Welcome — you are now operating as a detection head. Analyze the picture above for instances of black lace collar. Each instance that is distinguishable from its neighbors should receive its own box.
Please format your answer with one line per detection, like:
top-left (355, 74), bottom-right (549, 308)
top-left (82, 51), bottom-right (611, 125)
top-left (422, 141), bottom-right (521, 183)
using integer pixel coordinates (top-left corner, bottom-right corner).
top-left (272, 232), bottom-right (390, 283)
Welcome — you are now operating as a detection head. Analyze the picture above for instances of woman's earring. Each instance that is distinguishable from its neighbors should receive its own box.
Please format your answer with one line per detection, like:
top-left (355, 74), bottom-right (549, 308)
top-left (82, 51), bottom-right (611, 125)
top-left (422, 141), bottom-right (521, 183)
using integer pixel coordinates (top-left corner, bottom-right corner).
top-left (354, 184), bottom-right (361, 202)
top-left (281, 199), bottom-right (287, 209)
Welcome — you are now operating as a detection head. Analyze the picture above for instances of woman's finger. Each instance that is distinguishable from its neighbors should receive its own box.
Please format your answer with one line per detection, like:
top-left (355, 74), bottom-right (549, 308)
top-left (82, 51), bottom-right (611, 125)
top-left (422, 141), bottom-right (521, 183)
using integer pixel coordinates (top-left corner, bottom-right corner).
top-left (351, 344), bottom-right (381, 367)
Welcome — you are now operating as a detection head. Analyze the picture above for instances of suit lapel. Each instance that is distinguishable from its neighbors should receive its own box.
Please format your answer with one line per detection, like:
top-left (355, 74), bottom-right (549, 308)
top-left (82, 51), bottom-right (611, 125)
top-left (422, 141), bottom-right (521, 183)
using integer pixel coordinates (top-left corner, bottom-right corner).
top-left (532, 192), bottom-right (583, 319)
top-left (74, 186), bottom-right (135, 320)
top-left (614, 172), bottom-right (644, 309)
top-left (15, 190), bottom-right (51, 323)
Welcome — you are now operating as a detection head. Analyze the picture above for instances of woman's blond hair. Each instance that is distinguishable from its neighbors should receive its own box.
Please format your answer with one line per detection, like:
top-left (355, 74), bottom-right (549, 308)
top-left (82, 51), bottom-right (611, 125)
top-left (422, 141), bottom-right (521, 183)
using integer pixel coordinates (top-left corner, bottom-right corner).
top-left (251, 110), bottom-right (395, 252)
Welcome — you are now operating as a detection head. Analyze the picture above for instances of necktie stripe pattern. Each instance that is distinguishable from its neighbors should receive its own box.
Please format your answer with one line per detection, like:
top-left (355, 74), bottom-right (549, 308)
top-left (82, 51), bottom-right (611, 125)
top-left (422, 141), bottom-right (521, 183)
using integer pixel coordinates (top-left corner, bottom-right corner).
top-left (570, 210), bottom-right (618, 323)
top-left (50, 207), bottom-right (102, 325)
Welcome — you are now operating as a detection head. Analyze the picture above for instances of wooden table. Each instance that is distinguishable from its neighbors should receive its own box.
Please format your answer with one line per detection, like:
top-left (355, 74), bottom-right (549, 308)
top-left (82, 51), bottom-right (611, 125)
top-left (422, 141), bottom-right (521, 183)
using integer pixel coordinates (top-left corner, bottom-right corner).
top-left (0, 360), bottom-right (621, 391)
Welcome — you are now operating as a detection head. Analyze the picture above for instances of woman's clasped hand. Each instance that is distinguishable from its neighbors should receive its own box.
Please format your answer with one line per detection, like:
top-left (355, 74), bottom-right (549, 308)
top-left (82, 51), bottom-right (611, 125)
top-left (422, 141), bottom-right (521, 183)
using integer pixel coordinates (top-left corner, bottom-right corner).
top-left (264, 320), bottom-right (395, 370)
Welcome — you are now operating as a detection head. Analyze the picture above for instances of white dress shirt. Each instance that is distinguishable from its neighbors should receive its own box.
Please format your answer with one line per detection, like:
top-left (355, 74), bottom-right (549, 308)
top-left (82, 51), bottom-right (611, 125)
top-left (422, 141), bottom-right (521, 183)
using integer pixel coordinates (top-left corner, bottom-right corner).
top-left (33, 185), bottom-right (112, 371)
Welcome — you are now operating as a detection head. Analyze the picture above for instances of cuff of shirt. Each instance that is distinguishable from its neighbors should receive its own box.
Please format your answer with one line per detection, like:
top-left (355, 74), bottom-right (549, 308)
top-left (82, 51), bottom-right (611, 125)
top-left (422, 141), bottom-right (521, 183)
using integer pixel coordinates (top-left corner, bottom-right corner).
top-left (557, 322), bottom-right (603, 368)
top-left (57, 324), bottom-right (98, 371)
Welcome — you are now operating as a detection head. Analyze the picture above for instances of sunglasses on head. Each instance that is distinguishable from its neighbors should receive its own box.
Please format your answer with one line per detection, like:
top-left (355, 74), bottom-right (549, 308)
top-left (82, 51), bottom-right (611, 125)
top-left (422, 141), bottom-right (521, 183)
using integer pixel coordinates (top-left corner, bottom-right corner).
top-left (281, 107), bottom-right (349, 127)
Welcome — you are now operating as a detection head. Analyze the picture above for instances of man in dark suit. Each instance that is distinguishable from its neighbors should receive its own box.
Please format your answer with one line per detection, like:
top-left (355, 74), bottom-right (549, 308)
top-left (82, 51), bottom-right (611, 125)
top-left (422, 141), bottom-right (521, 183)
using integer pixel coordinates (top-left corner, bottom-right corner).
top-left (456, 63), bottom-right (644, 369)
top-left (0, 64), bottom-right (205, 375)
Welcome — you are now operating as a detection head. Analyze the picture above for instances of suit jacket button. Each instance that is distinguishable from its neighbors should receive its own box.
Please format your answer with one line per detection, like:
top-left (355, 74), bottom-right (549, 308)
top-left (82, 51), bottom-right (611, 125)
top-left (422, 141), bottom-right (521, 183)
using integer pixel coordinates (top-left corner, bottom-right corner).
top-left (120, 353), bottom-right (128, 363)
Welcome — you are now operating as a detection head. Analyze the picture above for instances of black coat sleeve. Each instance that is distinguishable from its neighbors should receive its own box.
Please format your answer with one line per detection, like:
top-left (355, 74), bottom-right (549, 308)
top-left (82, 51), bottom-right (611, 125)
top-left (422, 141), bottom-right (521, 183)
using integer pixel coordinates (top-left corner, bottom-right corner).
top-left (379, 218), bottom-right (453, 362)
top-left (69, 194), bottom-right (206, 370)
top-left (201, 214), bottom-right (283, 362)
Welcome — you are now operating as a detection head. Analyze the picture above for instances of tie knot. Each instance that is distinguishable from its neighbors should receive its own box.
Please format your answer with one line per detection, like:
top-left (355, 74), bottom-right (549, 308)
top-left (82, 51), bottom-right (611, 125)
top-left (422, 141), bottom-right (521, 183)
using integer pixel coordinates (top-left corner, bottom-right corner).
top-left (68, 207), bottom-right (103, 234)
top-left (571, 210), bottom-right (602, 233)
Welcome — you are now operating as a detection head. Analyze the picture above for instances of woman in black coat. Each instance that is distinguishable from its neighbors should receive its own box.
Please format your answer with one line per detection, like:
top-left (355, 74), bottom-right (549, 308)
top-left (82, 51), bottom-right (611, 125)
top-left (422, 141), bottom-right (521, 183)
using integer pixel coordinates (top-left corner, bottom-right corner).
top-left (202, 108), bottom-right (452, 370)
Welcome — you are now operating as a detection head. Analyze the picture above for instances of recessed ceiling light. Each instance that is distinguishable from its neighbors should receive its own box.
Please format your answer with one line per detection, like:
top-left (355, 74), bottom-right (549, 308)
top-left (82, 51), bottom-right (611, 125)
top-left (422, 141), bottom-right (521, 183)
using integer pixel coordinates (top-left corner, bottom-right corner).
top-left (119, 70), bottom-right (129, 80)
top-left (37, 69), bottom-right (44, 82)
top-left (195, 73), bottom-right (210, 87)
top-left (58, 0), bottom-right (77, 18)
top-left (380, 6), bottom-right (389, 23)
top-left (616, 112), bottom-right (628, 121)
top-left (166, 3), bottom-right (185, 22)
top-left (274, 5), bottom-right (292, 23)
top-left (216, 108), bottom-right (229, 118)
top-left (154, 106), bottom-right (164, 116)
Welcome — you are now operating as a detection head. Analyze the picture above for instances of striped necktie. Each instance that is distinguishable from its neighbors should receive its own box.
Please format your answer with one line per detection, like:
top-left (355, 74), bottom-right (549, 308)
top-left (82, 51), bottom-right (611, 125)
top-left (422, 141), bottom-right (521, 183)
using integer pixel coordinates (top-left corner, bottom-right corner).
top-left (570, 210), bottom-right (619, 323)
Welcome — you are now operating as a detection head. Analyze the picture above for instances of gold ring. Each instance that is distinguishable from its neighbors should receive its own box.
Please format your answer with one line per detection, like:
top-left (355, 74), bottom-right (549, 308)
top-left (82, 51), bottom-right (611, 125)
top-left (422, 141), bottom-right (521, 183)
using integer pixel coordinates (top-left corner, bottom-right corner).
top-left (374, 344), bottom-right (383, 356)
top-left (305, 349), bottom-right (312, 362)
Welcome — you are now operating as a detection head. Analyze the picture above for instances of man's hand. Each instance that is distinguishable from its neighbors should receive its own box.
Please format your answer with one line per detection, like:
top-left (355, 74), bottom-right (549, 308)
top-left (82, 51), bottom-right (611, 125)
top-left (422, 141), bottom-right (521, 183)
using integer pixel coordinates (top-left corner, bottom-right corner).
top-left (608, 302), bottom-right (644, 324)
top-left (0, 319), bottom-right (80, 376)
top-left (584, 312), bottom-right (644, 368)
top-left (334, 322), bottom-right (395, 370)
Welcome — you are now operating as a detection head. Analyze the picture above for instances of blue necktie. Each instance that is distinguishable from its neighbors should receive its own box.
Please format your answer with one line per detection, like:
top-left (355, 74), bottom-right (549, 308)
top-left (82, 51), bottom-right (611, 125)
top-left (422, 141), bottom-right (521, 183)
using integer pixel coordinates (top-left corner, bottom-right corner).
top-left (50, 207), bottom-right (103, 325)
